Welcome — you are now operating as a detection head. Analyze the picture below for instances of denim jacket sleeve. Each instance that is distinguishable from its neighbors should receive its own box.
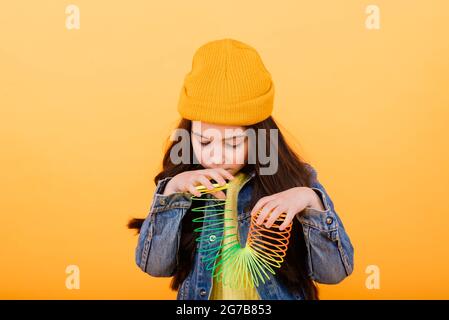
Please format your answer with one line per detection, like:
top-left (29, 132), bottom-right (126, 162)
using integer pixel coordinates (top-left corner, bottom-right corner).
top-left (135, 177), bottom-right (193, 277)
top-left (296, 165), bottom-right (355, 284)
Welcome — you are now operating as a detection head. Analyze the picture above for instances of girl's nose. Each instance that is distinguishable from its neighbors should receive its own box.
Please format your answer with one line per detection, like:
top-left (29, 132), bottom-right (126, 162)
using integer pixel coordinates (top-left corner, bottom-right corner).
top-left (208, 145), bottom-right (225, 165)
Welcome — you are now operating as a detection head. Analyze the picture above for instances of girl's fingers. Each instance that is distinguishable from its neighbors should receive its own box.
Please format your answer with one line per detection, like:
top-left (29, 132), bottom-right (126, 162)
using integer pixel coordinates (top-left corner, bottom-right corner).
top-left (251, 196), bottom-right (273, 218)
top-left (279, 211), bottom-right (295, 231)
top-left (186, 184), bottom-right (202, 197)
top-left (265, 206), bottom-right (286, 228)
top-left (206, 170), bottom-right (227, 186)
top-left (196, 175), bottom-right (215, 191)
top-left (216, 168), bottom-right (235, 181)
top-left (256, 201), bottom-right (278, 225)
top-left (211, 190), bottom-right (226, 199)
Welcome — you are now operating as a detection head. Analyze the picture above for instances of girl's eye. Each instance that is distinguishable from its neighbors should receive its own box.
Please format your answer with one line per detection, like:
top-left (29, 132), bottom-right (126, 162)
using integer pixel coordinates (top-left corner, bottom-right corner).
top-left (226, 142), bottom-right (242, 148)
top-left (200, 141), bottom-right (211, 146)
top-left (225, 136), bottom-right (245, 148)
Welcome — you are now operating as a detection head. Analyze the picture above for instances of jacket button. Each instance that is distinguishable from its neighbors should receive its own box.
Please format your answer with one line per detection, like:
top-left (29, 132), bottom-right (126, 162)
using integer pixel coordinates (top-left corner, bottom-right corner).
top-left (199, 289), bottom-right (207, 297)
top-left (326, 217), bottom-right (333, 225)
top-left (159, 198), bottom-right (166, 205)
top-left (209, 235), bottom-right (216, 242)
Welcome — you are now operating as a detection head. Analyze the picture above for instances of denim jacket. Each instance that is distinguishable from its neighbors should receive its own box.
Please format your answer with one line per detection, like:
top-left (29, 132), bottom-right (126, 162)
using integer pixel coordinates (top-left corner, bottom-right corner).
top-left (134, 165), bottom-right (354, 300)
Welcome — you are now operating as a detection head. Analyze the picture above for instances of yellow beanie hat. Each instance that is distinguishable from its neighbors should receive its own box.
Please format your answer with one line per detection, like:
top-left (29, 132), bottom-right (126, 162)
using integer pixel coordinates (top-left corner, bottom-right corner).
top-left (177, 38), bottom-right (274, 125)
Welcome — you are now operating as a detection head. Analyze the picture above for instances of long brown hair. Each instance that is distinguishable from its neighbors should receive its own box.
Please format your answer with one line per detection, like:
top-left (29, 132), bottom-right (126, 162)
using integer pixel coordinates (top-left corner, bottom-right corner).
top-left (128, 116), bottom-right (319, 299)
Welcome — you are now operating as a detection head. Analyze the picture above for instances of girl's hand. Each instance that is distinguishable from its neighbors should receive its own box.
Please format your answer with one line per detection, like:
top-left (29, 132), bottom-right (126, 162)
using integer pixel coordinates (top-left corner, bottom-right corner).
top-left (250, 187), bottom-right (325, 231)
top-left (162, 168), bottom-right (234, 199)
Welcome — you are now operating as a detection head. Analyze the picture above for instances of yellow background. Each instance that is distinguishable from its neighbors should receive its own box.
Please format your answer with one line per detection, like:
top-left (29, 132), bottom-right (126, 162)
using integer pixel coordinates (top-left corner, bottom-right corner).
top-left (1, 1), bottom-right (448, 299)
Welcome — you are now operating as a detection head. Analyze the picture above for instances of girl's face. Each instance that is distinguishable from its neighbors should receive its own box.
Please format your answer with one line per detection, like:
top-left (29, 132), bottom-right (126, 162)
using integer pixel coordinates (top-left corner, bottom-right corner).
top-left (191, 121), bottom-right (248, 175)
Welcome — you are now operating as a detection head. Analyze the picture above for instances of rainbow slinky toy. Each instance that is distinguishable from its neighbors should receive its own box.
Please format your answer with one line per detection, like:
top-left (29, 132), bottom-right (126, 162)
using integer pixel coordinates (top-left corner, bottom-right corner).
top-left (191, 172), bottom-right (292, 290)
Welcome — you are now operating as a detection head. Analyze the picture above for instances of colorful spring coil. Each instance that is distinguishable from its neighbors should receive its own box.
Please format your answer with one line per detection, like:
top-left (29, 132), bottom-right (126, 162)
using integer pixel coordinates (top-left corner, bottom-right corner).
top-left (191, 176), bottom-right (292, 290)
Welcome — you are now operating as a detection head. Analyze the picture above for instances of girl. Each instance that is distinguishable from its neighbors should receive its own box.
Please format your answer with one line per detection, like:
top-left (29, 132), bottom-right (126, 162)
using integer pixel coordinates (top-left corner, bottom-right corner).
top-left (128, 39), bottom-right (354, 300)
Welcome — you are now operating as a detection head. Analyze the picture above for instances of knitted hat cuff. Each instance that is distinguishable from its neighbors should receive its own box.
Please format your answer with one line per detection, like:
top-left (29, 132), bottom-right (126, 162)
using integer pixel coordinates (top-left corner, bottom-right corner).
top-left (178, 81), bottom-right (274, 126)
